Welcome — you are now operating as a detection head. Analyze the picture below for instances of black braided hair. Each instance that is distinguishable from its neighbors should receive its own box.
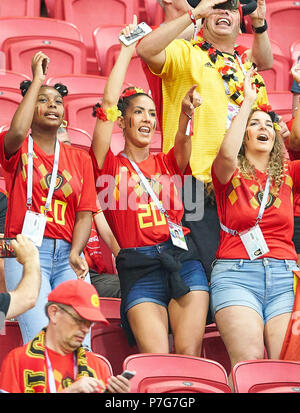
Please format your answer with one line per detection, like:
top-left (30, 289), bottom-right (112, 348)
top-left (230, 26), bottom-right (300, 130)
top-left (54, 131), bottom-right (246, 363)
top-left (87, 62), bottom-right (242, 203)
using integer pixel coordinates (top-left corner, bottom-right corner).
top-left (19, 81), bottom-right (68, 97)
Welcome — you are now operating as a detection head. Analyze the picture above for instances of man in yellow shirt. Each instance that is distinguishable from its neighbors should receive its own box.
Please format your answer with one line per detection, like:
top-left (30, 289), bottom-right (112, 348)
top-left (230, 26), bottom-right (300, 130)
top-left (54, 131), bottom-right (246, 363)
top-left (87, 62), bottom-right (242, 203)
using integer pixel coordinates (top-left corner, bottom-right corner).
top-left (137, 0), bottom-right (270, 279)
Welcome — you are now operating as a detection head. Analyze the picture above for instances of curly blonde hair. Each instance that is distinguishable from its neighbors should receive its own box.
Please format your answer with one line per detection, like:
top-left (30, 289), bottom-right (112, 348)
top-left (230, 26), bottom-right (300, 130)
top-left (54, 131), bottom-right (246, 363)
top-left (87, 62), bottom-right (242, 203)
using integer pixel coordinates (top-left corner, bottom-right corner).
top-left (237, 110), bottom-right (287, 196)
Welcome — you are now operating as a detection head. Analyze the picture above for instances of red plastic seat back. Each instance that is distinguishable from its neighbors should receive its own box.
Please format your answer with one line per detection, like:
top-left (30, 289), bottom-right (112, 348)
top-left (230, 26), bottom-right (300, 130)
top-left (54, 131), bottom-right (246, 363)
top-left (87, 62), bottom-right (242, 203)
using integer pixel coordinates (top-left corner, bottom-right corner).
top-left (0, 0), bottom-right (40, 17)
top-left (63, 0), bottom-right (139, 74)
top-left (0, 17), bottom-right (82, 51)
top-left (139, 376), bottom-right (231, 393)
top-left (123, 353), bottom-right (230, 393)
top-left (3, 36), bottom-right (87, 78)
top-left (0, 90), bottom-right (22, 127)
top-left (266, 1), bottom-right (300, 59)
top-left (232, 359), bottom-right (300, 393)
top-left (0, 70), bottom-right (30, 93)
top-left (91, 324), bottom-right (139, 375)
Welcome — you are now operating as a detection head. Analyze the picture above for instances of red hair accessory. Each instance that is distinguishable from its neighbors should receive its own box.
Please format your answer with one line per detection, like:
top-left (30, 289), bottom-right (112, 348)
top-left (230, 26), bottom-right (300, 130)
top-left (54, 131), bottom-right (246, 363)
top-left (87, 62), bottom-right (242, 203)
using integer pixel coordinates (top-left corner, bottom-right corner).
top-left (120, 87), bottom-right (145, 99)
top-left (258, 104), bottom-right (272, 113)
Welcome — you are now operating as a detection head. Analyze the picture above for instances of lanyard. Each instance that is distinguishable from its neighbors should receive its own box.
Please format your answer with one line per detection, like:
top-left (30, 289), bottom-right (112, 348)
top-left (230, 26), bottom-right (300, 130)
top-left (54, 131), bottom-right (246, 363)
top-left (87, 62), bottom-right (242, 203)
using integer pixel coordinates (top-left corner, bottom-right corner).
top-left (121, 153), bottom-right (169, 219)
top-left (27, 135), bottom-right (60, 214)
top-left (45, 348), bottom-right (77, 393)
top-left (220, 176), bottom-right (270, 236)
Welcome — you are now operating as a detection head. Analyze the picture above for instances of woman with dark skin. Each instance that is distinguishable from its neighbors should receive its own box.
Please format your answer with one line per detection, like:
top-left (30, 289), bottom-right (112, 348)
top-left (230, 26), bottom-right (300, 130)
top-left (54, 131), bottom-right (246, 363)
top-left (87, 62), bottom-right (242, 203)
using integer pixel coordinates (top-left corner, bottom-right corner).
top-left (0, 52), bottom-right (97, 343)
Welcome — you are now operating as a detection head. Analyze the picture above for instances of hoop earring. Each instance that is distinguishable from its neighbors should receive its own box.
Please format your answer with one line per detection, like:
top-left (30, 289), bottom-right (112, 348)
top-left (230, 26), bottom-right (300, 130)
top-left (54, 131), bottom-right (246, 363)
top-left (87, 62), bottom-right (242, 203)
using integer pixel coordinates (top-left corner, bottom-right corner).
top-left (60, 120), bottom-right (68, 128)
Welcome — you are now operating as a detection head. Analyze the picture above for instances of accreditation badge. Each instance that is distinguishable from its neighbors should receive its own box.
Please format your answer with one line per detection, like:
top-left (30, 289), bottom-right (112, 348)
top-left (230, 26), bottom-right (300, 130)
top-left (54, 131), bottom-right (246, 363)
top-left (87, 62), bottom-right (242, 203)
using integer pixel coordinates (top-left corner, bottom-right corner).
top-left (239, 225), bottom-right (269, 260)
top-left (22, 210), bottom-right (47, 247)
top-left (168, 220), bottom-right (188, 251)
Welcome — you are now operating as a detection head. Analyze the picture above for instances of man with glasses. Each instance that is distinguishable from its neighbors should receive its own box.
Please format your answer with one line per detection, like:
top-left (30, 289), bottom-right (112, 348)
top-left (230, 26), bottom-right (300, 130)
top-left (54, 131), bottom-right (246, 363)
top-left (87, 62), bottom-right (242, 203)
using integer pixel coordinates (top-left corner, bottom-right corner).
top-left (0, 280), bottom-right (131, 393)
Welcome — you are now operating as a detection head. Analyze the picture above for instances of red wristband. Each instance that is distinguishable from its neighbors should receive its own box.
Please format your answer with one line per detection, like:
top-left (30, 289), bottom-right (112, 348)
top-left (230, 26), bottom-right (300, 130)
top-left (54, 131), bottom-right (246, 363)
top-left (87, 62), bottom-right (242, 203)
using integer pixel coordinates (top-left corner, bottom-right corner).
top-left (188, 9), bottom-right (196, 26)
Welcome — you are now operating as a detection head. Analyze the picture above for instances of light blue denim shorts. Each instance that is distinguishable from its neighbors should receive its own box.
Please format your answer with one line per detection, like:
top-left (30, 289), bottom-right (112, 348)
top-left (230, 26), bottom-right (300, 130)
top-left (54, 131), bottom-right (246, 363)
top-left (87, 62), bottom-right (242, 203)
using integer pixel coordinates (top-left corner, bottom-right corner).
top-left (210, 258), bottom-right (297, 323)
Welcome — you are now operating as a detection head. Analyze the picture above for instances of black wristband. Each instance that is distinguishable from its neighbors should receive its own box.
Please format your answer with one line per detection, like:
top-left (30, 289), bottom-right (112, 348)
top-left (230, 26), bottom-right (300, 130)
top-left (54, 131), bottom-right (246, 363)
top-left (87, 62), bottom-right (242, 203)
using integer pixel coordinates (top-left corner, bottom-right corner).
top-left (252, 19), bottom-right (268, 33)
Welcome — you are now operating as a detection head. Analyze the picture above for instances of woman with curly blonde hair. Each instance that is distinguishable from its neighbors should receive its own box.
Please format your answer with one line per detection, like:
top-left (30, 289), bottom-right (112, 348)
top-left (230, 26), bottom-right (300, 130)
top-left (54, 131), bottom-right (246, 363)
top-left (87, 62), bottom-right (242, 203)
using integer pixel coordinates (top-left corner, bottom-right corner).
top-left (210, 67), bottom-right (300, 387)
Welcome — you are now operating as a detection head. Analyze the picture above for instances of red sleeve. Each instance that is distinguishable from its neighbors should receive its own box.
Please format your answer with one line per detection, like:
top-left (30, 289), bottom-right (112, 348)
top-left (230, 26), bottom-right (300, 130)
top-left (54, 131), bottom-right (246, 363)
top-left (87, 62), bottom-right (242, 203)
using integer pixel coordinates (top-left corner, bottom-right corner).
top-left (211, 162), bottom-right (236, 193)
top-left (0, 348), bottom-right (23, 393)
top-left (0, 131), bottom-right (22, 172)
top-left (76, 151), bottom-right (98, 213)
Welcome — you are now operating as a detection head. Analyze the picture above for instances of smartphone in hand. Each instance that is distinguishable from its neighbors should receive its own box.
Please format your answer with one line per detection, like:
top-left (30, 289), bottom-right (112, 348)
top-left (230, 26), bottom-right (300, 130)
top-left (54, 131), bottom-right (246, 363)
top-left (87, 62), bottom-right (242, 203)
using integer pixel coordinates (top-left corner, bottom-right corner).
top-left (103, 370), bottom-right (136, 393)
top-left (119, 22), bottom-right (152, 46)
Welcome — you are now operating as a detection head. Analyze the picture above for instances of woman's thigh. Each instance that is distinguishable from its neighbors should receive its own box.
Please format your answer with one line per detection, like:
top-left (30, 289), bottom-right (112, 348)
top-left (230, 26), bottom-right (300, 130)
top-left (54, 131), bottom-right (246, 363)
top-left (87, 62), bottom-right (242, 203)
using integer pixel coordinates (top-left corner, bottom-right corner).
top-left (127, 301), bottom-right (169, 353)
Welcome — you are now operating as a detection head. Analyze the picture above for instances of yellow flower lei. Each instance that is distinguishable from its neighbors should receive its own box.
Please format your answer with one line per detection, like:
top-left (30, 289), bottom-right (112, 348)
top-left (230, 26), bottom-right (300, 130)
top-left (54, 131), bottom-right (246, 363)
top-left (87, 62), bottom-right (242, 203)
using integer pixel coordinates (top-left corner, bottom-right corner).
top-left (106, 105), bottom-right (122, 121)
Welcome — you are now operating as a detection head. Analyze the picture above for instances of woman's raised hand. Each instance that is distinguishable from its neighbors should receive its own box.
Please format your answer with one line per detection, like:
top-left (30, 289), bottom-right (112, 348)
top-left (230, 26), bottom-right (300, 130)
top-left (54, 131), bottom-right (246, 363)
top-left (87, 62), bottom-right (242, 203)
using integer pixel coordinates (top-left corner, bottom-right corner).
top-left (181, 84), bottom-right (202, 118)
top-left (243, 65), bottom-right (257, 105)
top-left (119, 14), bottom-right (138, 49)
top-left (31, 51), bottom-right (50, 82)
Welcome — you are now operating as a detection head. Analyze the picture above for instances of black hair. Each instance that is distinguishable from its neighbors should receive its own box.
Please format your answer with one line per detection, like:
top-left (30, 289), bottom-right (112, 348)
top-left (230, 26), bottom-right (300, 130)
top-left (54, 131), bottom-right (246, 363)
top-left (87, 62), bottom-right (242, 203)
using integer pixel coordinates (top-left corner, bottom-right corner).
top-left (20, 80), bottom-right (68, 97)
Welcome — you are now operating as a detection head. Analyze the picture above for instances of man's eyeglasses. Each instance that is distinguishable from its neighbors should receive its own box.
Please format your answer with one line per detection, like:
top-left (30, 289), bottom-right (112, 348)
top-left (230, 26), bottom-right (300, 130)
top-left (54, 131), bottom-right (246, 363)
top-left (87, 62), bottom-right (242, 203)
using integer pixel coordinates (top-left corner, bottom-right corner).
top-left (57, 305), bottom-right (93, 328)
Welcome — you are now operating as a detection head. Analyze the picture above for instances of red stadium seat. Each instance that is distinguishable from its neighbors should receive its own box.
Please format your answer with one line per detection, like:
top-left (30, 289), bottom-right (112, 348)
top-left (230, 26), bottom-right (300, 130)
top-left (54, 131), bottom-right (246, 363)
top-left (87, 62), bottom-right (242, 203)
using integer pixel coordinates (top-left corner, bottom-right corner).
top-left (65, 126), bottom-right (92, 151)
top-left (0, 90), bottom-right (22, 127)
top-left (0, 321), bottom-right (23, 370)
top-left (144, 0), bottom-right (164, 26)
top-left (64, 95), bottom-right (99, 138)
top-left (2, 36), bottom-right (87, 78)
top-left (0, 70), bottom-right (30, 93)
top-left (91, 323), bottom-right (139, 375)
top-left (98, 298), bottom-right (121, 325)
top-left (93, 24), bottom-right (124, 75)
top-left (266, 1), bottom-right (300, 59)
top-left (104, 45), bottom-right (150, 92)
top-left (0, 0), bottom-right (40, 17)
top-left (63, 0), bottom-right (139, 74)
top-left (236, 34), bottom-right (292, 91)
top-left (65, 94), bottom-right (129, 138)
top-left (267, 90), bottom-right (293, 122)
top-left (0, 17), bottom-right (83, 51)
top-left (46, 74), bottom-right (109, 97)
top-left (201, 323), bottom-right (231, 376)
top-left (123, 353), bottom-right (231, 393)
top-left (232, 359), bottom-right (300, 393)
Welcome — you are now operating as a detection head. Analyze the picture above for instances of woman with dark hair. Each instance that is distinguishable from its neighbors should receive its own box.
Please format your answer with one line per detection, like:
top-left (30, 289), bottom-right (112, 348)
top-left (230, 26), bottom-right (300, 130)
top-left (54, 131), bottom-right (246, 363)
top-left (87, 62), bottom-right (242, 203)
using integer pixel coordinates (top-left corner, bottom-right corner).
top-left (0, 52), bottom-right (97, 343)
top-left (90, 17), bottom-right (209, 356)
top-left (210, 67), bottom-right (300, 384)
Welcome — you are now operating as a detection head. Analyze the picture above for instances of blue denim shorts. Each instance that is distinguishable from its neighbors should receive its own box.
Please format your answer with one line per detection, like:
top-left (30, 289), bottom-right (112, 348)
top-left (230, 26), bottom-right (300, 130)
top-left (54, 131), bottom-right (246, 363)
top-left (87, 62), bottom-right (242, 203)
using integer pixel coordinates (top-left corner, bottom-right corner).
top-left (124, 240), bottom-right (209, 312)
top-left (210, 258), bottom-right (297, 323)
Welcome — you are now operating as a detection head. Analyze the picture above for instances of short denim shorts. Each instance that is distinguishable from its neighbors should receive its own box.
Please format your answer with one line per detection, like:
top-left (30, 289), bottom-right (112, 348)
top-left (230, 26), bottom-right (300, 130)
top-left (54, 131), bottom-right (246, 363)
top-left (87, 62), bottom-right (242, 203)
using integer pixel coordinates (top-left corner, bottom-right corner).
top-left (124, 240), bottom-right (209, 313)
top-left (210, 258), bottom-right (297, 323)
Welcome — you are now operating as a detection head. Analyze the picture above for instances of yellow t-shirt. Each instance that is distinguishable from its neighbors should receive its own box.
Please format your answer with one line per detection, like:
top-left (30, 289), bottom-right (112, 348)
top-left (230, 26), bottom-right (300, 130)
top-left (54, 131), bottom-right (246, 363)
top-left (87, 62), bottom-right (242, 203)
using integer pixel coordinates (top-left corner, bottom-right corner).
top-left (150, 39), bottom-right (269, 183)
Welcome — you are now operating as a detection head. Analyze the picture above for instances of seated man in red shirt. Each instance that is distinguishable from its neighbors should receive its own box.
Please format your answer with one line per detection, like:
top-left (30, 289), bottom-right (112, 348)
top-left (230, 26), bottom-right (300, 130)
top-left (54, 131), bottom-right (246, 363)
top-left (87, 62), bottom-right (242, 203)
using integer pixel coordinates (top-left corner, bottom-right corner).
top-left (0, 280), bottom-right (131, 393)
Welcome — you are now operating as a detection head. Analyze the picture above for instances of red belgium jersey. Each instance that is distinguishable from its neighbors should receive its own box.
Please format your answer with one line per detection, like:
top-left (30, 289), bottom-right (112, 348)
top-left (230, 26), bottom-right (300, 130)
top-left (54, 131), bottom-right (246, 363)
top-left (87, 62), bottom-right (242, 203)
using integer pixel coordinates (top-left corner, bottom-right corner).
top-left (0, 133), bottom-right (98, 243)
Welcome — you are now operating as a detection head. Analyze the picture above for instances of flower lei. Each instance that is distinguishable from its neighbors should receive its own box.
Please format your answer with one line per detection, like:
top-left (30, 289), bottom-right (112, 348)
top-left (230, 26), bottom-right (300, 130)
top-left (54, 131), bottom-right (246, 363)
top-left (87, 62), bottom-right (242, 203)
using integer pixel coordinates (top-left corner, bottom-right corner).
top-left (120, 87), bottom-right (145, 99)
top-left (191, 37), bottom-right (265, 108)
top-left (253, 104), bottom-right (281, 131)
top-left (93, 103), bottom-right (122, 122)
